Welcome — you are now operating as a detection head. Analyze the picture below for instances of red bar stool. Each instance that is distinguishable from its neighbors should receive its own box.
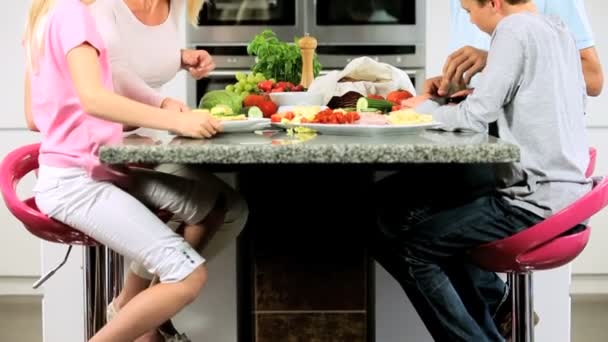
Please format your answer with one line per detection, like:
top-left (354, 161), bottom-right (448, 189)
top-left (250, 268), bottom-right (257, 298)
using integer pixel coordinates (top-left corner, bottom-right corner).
top-left (471, 149), bottom-right (606, 342)
top-left (0, 143), bottom-right (170, 339)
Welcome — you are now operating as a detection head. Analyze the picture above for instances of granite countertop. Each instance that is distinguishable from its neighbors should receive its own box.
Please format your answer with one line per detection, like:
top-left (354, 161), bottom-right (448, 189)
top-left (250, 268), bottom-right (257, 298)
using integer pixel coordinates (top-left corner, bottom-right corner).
top-left (99, 131), bottom-right (520, 165)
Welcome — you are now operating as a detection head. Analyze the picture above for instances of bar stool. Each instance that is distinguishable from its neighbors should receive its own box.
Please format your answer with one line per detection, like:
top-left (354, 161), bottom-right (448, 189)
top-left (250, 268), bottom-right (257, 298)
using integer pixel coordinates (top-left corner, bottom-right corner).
top-left (0, 143), bottom-right (169, 339)
top-left (470, 149), bottom-right (607, 342)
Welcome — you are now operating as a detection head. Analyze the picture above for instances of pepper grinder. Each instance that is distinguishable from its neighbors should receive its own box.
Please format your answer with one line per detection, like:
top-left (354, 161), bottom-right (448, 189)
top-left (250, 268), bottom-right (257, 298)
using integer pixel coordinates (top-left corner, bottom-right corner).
top-left (299, 34), bottom-right (318, 89)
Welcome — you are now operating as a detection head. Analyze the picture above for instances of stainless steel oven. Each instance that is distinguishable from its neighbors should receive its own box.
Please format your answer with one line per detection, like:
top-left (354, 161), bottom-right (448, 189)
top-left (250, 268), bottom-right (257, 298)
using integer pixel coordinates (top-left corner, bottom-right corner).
top-left (306, 0), bottom-right (425, 46)
top-left (187, 0), bottom-right (305, 44)
top-left (187, 0), bottom-right (427, 106)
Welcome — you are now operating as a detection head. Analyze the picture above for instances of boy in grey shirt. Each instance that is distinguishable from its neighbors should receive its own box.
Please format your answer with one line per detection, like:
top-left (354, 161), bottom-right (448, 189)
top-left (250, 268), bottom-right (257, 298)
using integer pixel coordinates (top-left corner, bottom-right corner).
top-left (374, 0), bottom-right (591, 341)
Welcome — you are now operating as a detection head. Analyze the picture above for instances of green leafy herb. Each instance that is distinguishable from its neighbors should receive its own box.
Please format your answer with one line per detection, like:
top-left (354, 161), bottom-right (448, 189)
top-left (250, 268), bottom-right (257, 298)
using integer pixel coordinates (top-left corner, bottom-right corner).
top-left (247, 30), bottom-right (322, 86)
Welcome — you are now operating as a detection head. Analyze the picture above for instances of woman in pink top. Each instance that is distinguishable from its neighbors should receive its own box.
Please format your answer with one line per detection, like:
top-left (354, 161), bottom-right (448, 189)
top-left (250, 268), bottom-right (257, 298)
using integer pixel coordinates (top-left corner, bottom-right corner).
top-left (24, 1), bottom-right (229, 341)
top-left (88, 2), bottom-right (249, 340)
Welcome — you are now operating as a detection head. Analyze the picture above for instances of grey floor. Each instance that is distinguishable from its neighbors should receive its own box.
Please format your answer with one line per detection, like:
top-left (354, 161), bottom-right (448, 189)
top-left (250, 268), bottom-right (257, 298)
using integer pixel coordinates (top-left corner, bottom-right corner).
top-left (0, 295), bottom-right (606, 342)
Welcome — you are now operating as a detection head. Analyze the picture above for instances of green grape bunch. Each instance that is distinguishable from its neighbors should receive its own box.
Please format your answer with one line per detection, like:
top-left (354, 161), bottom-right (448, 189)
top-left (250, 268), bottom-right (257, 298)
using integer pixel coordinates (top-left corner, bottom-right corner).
top-left (225, 72), bottom-right (267, 98)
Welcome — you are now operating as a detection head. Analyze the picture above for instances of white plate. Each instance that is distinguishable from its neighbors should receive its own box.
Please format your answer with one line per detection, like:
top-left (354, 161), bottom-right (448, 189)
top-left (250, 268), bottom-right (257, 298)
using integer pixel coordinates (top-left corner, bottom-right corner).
top-left (296, 122), bottom-right (441, 136)
top-left (221, 118), bottom-right (271, 133)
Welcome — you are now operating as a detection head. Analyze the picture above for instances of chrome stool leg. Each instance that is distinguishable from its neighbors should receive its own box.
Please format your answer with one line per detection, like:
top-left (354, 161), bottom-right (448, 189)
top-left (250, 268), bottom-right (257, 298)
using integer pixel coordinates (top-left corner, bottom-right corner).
top-left (83, 246), bottom-right (108, 340)
top-left (105, 247), bottom-right (124, 315)
top-left (511, 272), bottom-right (534, 342)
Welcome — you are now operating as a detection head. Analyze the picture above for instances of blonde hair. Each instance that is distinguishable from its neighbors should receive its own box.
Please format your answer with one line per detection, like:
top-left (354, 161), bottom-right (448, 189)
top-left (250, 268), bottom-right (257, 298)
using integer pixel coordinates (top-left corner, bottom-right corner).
top-left (24, 0), bottom-right (56, 71)
top-left (187, 0), bottom-right (205, 25)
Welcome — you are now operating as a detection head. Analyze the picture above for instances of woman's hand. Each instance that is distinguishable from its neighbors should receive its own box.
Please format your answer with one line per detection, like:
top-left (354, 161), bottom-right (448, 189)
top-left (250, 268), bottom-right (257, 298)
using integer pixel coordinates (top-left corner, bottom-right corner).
top-left (172, 111), bottom-right (223, 139)
top-left (161, 97), bottom-right (190, 112)
top-left (181, 49), bottom-right (216, 80)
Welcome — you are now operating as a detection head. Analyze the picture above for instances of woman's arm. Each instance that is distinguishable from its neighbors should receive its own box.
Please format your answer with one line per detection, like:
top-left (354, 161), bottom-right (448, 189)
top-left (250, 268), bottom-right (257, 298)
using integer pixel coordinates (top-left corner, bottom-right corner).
top-left (580, 47), bottom-right (604, 96)
top-left (66, 43), bottom-right (220, 138)
top-left (23, 71), bottom-right (38, 131)
top-left (92, 2), bottom-right (165, 107)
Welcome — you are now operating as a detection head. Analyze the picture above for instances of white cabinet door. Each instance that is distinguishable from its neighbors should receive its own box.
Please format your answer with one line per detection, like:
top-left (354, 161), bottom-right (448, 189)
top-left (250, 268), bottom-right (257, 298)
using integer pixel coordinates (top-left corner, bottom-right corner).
top-left (0, 130), bottom-right (42, 295)
top-left (0, 1), bottom-right (29, 129)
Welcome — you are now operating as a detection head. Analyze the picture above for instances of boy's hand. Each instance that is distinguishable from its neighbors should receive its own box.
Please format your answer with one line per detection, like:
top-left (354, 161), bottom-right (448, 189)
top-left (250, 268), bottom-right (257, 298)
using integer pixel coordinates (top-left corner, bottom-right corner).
top-left (401, 95), bottom-right (432, 109)
top-left (440, 46), bottom-right (488, 96)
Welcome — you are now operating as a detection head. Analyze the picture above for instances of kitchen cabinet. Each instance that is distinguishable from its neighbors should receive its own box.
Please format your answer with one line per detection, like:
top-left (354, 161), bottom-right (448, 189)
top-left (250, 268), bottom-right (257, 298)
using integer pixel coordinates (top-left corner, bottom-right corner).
top-left (0, 130), bottom-right (42, 295)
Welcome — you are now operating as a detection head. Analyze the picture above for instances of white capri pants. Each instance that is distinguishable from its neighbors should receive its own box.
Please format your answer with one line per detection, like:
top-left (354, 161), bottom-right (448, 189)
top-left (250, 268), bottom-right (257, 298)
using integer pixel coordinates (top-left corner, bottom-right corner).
top-left (129, 163), bottom-right (248, 280)
top-left (34, 165), bottom-right (246, 283)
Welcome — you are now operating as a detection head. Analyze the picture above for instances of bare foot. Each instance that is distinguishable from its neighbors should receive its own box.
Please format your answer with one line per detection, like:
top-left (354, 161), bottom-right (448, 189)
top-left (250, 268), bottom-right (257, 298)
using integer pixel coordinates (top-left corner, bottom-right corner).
top-left (134, 330), bottom-right (164, 342)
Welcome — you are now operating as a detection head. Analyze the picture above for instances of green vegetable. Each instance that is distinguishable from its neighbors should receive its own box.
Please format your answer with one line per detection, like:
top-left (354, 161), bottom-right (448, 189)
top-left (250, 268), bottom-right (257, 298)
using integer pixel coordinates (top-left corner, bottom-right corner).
top-left (210, 104), bottom-right (233, 116)
top-left (356, 97), bottom-right (394, 113)
top-left (247, 106), bottom-right (263, 119)
top-left (247, 30), bottom-right (322, 85)
top-left (199, 90), bottom-right (243, 115)
top-left (356, 98), bottom-right (368, 112)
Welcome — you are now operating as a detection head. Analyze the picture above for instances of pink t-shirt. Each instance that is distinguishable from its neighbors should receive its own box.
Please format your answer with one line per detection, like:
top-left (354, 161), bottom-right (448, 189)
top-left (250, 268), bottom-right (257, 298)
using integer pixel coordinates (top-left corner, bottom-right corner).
top-left (30, 0), bottom-right (123, 182)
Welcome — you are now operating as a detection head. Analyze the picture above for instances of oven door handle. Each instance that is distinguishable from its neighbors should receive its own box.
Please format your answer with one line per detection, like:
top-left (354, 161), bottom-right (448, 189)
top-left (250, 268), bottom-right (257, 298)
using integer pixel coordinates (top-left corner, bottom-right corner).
top-left (207, 70), bottom-right (249, 77)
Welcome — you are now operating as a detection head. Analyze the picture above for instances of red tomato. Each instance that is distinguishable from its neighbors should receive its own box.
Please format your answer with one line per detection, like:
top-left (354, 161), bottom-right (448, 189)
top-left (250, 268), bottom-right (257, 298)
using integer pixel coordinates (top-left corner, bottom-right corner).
top-left (270, 113), bottom-right (283, 122)
top-left (392, 105), bottom-right (401, 112)
top-left (368, 94), bottom-right (384, 100)
top-left (284, 112), bottom-right (295, 120)
top-left (387, 90), bottom-right (414, 104)
top-left (258, 100), bottom-right (278, 118)
top-left (243, 94), bottom-right (266, 108)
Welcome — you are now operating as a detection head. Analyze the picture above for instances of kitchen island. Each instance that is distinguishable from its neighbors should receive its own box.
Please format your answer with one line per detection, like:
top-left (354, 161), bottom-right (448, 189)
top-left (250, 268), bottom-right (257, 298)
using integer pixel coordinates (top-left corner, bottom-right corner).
top-left (100, 131), bottom-right (519, 341)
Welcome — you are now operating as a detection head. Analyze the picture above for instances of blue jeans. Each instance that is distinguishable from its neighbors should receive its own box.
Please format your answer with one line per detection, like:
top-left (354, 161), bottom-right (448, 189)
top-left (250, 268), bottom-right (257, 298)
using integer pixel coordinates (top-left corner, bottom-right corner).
top-left (372, 167), bottom-right (542, 342)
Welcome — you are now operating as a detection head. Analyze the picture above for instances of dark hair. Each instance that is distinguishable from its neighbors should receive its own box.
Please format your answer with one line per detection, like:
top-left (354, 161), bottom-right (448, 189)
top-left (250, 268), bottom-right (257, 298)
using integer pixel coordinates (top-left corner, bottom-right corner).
top-left (475, 0), bottom-right (531, 4)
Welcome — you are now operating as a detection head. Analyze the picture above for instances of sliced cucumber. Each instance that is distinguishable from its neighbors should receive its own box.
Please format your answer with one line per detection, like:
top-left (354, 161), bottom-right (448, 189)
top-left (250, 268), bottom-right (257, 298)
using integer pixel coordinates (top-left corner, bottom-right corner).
top-left (356, 97), bottom-right (394, 113)
top-left (356, 97), bottom-right (369, 112)
top-left (360, 108), bottom-right (380, 113)
top-left (364, 98), bottom-right (395, 112)
top-left (248, 106), bottom-right (263, 119)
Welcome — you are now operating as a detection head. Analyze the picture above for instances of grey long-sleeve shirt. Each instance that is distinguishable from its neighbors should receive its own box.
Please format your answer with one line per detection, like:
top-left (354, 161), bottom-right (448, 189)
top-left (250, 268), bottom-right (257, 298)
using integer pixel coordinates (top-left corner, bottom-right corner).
top-left (421, 13), bottom-right (592, 218)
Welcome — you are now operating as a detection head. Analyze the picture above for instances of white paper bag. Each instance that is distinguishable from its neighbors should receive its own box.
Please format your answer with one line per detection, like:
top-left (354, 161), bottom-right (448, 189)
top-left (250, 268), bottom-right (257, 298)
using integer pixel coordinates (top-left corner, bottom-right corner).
top-left (308, 56), bottom-right (417, 105)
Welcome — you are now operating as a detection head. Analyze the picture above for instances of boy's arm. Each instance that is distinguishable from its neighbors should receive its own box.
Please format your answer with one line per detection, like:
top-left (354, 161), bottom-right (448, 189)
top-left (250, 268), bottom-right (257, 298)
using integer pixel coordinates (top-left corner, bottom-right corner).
top-left (423, 28), bottom-right (525, 133)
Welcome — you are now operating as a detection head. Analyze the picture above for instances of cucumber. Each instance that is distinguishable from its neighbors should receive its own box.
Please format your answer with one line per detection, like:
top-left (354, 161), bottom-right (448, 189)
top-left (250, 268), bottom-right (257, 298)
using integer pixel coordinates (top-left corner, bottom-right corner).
top-left (356, 97), bottom-right (394, 113)
top-left (356, 97), bottom-right (369, 112)
top-left (247, 106), bottom-right (263, 119)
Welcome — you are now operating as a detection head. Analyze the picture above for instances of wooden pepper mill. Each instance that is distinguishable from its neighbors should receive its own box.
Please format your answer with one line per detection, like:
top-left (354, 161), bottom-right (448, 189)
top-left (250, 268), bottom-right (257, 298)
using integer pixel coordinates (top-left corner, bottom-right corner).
top-left (299, 34), bottom-right (318, 89)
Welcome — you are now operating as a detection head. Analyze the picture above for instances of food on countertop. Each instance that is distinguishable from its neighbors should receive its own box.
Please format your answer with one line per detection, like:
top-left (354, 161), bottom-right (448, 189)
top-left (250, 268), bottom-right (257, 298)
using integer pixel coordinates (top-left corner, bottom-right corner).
top-left (310, 108), bottom-right (360, 124)
top-left (199, 90), bottom-right (243, 116)
top-left (387, 90), bottom-right (414, 104)
top-left (270, 105), bottom-right (323, 123)
top-left (257, 100), bottom-right (279, 118)
top-left (247, 29), bottom-right (322, 86)
top-left (247, 106), bottom-right (264, 119)
top-left (357, 112), bottom-right (390, 125)
top-left (356, 97), bottom-right (395, 113)
top-left (388, 109), bottom-right (433, 125)
top-left (225, 72), bottom-right (267, 98)
top-left (327, 91), bottom-right (364, 109)
top-left (192, 108), bottom-right (245, 121)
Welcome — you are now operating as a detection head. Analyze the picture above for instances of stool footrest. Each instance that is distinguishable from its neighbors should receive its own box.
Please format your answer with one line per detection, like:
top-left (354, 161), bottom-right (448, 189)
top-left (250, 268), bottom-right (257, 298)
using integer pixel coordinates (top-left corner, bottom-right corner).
top-left (33, 245), bottom-right (72, 289)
